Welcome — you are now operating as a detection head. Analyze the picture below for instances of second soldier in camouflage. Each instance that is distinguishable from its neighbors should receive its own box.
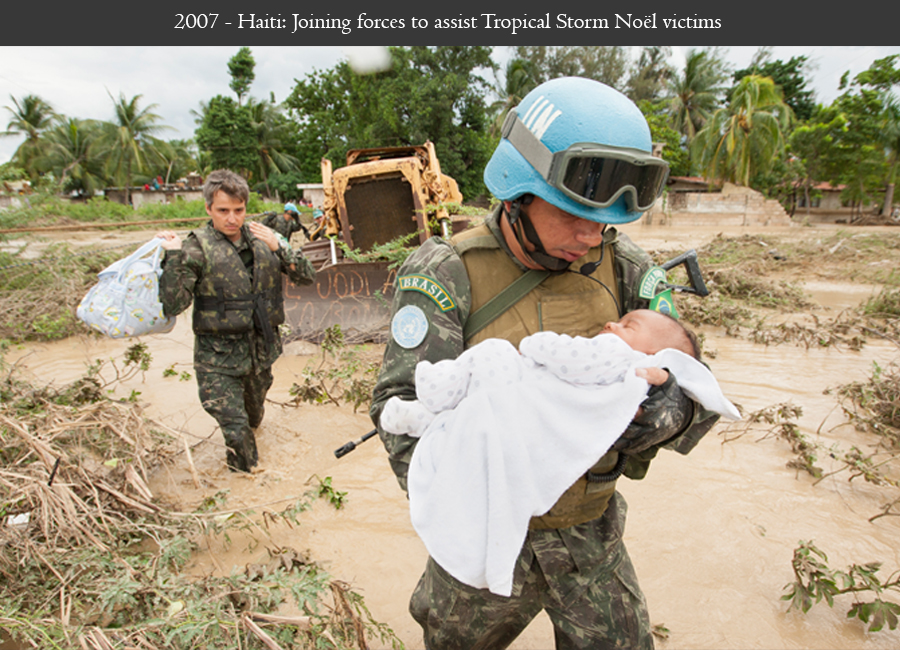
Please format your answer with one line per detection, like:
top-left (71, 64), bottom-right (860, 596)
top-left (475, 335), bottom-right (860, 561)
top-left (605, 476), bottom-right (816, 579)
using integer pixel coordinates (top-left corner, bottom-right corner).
top-left (157, 169), bottom-right (316, 472)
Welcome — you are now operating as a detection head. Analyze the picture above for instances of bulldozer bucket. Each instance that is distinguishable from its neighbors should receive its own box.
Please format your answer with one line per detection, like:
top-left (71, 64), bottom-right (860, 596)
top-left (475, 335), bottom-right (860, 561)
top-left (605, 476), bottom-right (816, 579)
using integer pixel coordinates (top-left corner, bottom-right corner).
top-left (283, 260), bottom-right (396, 343)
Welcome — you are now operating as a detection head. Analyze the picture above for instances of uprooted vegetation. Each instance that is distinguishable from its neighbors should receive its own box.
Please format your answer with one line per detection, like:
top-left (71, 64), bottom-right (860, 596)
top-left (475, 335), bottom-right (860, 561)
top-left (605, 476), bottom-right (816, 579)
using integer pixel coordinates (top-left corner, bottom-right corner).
top-left (719, 361), bottom-right (900, 632)
top-left (662, 231), bottom-right (900, 349)
top-left (720, 356), bottom-right (900, 522)
top-left (3, 226), bottom-right (900, 346)
top-left (0, 347), bottom-right (401, 649)
top-left (0, 243), bottom-right (127, 342)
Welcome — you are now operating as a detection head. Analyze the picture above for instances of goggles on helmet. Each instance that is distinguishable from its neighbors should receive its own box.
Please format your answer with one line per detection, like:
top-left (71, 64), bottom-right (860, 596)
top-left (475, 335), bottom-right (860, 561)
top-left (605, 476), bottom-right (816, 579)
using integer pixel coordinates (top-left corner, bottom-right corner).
top-left (501, 111), bottom-right (669, 213)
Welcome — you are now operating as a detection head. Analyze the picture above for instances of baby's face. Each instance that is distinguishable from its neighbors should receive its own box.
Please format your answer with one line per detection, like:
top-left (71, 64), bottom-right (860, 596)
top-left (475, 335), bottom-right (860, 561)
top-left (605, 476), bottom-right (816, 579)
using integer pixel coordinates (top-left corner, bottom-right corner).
top-left (601, 310), bottom-right (676, 355)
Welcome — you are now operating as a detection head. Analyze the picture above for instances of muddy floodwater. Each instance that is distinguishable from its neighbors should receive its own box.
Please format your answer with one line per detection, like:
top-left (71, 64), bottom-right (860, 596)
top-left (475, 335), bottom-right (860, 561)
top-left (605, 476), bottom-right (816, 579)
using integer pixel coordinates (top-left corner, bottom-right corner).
top-left (7, 222), bottom-right (900, 649)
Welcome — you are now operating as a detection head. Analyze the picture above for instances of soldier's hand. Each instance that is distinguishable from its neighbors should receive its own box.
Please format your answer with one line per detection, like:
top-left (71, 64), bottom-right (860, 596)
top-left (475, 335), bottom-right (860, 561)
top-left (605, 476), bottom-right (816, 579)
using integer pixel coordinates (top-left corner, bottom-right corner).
top-left (155, 230), bottom-right (182, 250)
top-left (248, 221), bottom-right (280, 251)
top-left (612, 371), bottom-right (692, 454)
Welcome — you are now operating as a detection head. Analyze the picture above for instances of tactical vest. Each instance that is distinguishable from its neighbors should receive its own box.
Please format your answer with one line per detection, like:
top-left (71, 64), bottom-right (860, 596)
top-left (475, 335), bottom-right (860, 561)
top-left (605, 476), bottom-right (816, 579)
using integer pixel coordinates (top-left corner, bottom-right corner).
top-left (190, 226), bottom-right (285, 340)
top-left (451, 223), bottom-right (624, 530)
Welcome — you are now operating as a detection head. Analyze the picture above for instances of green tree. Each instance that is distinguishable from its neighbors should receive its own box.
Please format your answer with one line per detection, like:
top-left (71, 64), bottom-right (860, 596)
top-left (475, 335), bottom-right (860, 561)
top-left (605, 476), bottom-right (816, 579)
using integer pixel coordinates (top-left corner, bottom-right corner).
top-left (194, 95), bottom-right (257, 176)
top-left (668, 47), bottom-right (731, 143)
top-left (245, 97), bottom-right (300, 197)
top-left (853, 54), bottom-right (900, 90)
top-left (829, 85), bottom-right (890, 217)
top-left (489, 57), bottom-right (539, 136)
top-left (104, 93), bottom-right (170, 205)
top-left (40, 117), bottom-right (108, 196)
top-left (878, 97), bottom-right (900, 216)
top-left (154, 138), bottom-right (199, 184)
top-left (692, 75), bottom-right (793, 186)
top-left (638, 100), bottom-right (690, 177)
top-left (732, 48), bottom-right (816, 122)
top-left (626, 46), bottom-right (675, 103)
top-left (788, 107), bottom-right (851, 216)
top-left (228, 46), bottom-right (256, 106)
top-left (264, 170), bottom-right (308, 202)
top-left (3, 94), bottom-right (56, 180)
top-left (851, 55), bottom-right (900, 215)
top-left (511, 46), bottom-right (629, 90)
top-left (285, 46), bottom-right (496, 200)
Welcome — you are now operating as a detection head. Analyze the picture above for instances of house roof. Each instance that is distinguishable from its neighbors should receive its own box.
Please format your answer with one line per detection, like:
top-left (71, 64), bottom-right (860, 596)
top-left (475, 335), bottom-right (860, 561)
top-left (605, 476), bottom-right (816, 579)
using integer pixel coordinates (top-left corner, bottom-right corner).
top-left (667, 176), bottom-right (722, 190)
top-left (791, 180), bottom-right (846, 191)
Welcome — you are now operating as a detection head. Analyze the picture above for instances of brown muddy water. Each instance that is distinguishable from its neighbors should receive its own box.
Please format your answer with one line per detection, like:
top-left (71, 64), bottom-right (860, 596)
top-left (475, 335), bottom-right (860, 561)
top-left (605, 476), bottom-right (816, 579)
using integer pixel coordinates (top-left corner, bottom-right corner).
top-left (6, 222), bottom-right (900, 649)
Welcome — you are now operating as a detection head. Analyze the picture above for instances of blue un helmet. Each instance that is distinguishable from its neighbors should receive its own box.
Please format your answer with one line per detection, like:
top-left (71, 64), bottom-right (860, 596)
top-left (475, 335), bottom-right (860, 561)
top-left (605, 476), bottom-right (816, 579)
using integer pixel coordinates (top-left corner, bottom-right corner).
top-left (284, 202), bottom-right (299, 216)
top-left (484, 77), bottom-right (668, 225)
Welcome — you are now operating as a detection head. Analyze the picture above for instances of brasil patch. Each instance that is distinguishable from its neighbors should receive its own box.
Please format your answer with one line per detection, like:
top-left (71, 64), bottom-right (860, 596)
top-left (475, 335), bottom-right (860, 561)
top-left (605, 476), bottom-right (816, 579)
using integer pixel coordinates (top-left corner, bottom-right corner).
top-left (397, 274), bottom-right (455, 312)
top-left (638, 266), bottom-right (667, 300)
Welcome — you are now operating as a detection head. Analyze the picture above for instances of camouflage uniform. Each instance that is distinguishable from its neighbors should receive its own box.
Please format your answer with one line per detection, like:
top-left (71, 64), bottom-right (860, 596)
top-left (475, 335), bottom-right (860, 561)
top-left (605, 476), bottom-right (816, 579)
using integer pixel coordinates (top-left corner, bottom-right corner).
top-left (160, 221), bottom-right (316, 471)
top-left (261, 211), bottom-right (309, 245)
top-left (370, 206), bottom-right (719, 649)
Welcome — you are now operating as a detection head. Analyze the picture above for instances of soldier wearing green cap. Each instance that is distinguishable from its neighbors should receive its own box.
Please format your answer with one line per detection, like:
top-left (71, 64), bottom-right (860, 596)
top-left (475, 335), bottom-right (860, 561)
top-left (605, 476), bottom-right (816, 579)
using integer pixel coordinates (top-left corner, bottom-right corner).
top-left (370, 77), bottom-right (722, 649)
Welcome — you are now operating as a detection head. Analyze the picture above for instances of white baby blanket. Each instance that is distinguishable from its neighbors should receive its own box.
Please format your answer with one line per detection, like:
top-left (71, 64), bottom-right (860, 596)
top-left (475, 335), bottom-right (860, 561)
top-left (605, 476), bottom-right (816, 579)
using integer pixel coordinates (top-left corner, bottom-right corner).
top-left (382, 331), bottom-right (740, 596)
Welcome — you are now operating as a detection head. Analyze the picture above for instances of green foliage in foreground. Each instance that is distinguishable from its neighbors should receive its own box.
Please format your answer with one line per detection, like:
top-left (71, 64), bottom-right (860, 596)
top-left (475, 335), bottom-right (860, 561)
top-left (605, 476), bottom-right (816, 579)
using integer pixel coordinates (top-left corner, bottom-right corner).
top-left (0, 348), bottom-right (402, 649)
top-left (783, 541), bottom-right (900, 632)
top-left (0, 500), bottom-right (400, 649)
top-left (0, 243), bottom-right (125, 342)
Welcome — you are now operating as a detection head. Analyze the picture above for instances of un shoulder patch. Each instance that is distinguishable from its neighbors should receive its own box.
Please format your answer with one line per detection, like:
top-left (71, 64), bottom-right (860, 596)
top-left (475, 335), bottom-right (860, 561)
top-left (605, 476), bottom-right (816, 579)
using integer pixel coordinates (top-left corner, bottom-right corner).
top-left (397, 274), bottom-right (455, 312)
top-left (391, 305), bottom-right (429, 349)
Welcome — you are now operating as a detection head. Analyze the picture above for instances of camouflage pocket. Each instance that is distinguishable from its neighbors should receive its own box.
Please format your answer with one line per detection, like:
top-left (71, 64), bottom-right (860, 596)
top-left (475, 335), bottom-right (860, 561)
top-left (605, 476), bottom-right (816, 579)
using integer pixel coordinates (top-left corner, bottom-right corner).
top-left (194, 334), bottom-right (249, 372)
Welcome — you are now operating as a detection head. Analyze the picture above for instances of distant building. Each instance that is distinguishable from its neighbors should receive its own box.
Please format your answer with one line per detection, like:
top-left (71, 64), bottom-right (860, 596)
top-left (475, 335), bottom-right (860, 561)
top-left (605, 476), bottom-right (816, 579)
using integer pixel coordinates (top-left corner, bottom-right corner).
top-left (641, 176), bottom-right (791, 226)
top-left (296, 183), bottom-right (324, 209)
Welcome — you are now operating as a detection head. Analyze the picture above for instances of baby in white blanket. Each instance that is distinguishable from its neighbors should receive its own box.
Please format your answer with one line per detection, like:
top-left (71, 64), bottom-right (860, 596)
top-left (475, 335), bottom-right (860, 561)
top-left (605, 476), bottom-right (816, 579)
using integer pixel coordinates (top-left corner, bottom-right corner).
top-left (380, 310), bottom-right (740, 597)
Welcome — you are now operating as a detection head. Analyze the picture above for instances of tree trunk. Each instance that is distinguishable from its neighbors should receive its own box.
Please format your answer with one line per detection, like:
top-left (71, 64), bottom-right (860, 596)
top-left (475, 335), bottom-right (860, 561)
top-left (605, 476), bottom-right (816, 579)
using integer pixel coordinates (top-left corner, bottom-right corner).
top-left (882, 182), bottom-right (895, 217)
top-left (124, 159), bottom-right (132, 207)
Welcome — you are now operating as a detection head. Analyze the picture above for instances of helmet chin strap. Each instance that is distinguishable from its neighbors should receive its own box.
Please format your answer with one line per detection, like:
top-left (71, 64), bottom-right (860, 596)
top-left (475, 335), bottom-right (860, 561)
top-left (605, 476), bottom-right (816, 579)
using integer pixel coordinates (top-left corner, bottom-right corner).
top-left (505, 199), bottom-right (571, 272)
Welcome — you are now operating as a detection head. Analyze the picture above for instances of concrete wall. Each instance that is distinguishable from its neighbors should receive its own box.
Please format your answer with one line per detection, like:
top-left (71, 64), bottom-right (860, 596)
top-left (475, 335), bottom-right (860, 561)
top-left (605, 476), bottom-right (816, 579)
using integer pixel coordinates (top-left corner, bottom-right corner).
top-left (106, 188), bottom-right (204, 208)
top-left (643, 183), bottom-right (792, 226)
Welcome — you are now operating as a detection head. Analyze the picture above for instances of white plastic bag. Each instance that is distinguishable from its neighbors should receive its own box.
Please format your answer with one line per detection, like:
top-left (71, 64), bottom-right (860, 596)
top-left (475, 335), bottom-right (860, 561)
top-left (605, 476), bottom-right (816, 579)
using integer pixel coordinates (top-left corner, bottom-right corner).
top-left (77, 237), bottom-right (176, 338)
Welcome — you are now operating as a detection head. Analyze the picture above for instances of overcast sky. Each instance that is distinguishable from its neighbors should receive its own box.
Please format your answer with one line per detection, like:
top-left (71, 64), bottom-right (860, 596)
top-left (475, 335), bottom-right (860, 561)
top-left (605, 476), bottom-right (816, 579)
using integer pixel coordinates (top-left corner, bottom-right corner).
top-left (2, 45), bottom-right (899, 165)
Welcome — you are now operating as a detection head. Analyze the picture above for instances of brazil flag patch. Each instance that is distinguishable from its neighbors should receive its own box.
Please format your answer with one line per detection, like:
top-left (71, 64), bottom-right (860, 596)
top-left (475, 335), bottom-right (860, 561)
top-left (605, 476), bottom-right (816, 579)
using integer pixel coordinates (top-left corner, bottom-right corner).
top-left (397, 274), bottom-right (455, 312)
top-left (650, 288), bottom-right (678, 319)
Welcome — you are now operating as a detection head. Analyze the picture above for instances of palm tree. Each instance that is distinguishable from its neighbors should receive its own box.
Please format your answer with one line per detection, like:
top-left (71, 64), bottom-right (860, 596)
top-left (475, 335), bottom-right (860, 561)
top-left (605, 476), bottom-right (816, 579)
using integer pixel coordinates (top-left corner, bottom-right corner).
top-left (668, 48), bottom-right (730, 143)
top-left (155, 138), bottom-right (199, 185)
top-left (626, 46), bottom-right (675, 103)
top-left (3, 94), bottom-right (56, 179)
top-left (39, 117), bottom-right (107, 196)
top-left (104, 92), bottom-right (170, 205)
top-left (692, 75), bottom-right (793, 186)
top-left (489, 58), bottom-right (539, 136)
top-left (246, 98), bottom-right (300, 197)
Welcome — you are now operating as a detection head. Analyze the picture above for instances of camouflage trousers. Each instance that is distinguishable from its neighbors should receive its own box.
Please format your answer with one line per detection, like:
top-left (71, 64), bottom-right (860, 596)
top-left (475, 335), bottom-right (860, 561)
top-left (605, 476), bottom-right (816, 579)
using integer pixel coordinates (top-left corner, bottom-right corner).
top-left (409, 493), bottom-right (653, 650)
top-left (196, 368), bottom-right (273, 472)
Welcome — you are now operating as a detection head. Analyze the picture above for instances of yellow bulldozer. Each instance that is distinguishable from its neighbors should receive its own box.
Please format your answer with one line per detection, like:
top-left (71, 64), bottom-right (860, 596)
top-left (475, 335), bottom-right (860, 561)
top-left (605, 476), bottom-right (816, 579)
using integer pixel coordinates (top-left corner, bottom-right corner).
top-left (284, 141), bottom-right (464, 341)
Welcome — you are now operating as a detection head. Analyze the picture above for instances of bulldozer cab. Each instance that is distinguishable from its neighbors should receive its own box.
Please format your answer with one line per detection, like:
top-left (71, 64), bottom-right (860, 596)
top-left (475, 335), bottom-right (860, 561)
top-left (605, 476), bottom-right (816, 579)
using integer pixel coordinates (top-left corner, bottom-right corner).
top-left (315, 141), bottom-right (461, 255)
top-left (288, 142), bottom-right (463, 342)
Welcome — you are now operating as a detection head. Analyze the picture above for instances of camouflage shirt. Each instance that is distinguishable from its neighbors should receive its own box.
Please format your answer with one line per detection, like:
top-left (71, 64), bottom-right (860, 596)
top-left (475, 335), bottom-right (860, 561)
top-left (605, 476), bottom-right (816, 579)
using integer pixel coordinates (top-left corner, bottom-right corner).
top-left (261, 212), bottom-right (308, 243)
top-left (370, 206), bottom-right (720, 490)
top-left (159, 221), bottom-right (316, 376)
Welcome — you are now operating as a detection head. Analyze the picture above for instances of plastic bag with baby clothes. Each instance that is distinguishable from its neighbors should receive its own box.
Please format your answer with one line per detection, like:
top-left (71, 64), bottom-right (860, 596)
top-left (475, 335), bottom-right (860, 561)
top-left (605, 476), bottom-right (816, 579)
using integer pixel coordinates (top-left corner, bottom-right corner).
top-left (76, 237), bottom-right (176, 338)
